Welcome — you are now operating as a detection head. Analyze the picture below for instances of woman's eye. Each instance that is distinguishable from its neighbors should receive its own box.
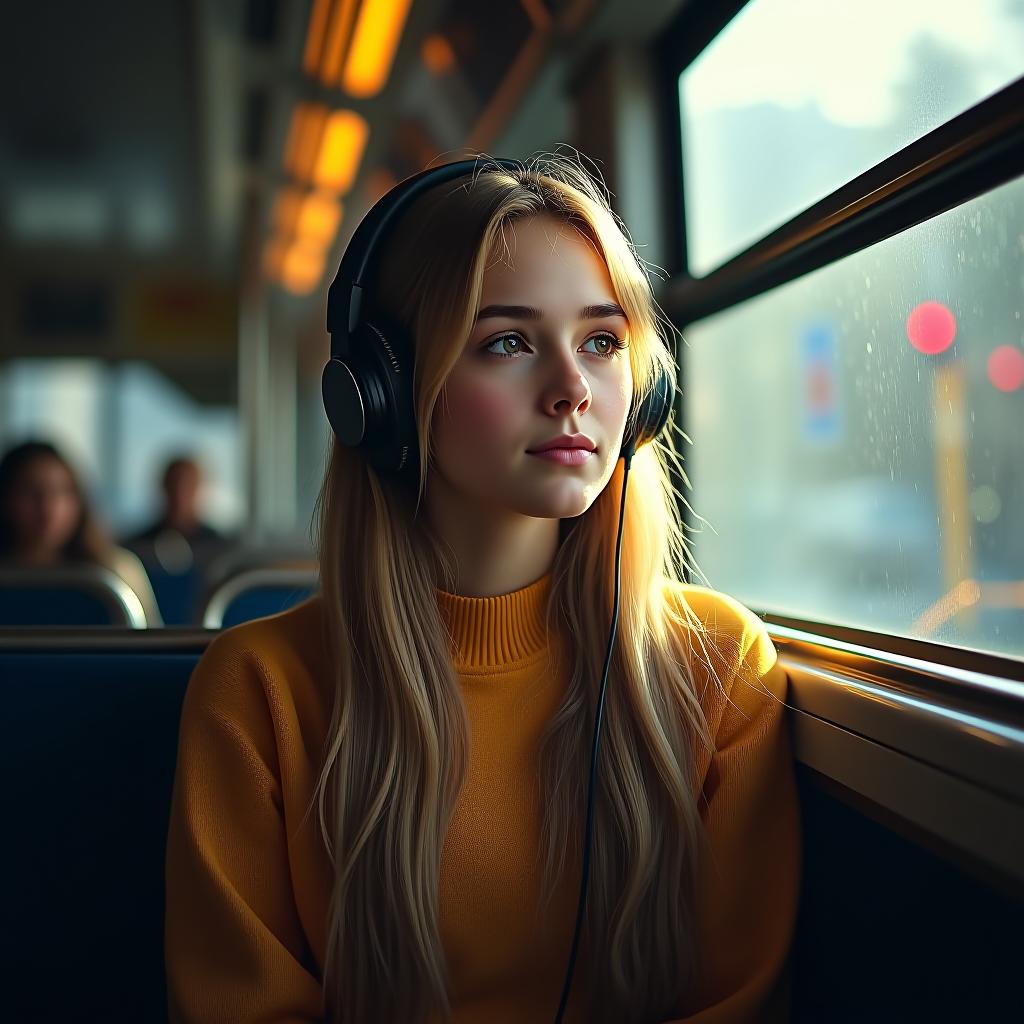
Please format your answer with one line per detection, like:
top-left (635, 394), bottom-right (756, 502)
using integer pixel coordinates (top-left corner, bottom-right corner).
top-left (583, 334), bottom-right (628, 358)
top-left (485, 333), bottom-right (525, 358)
top-left (484, 332), bottom-right (627, 360)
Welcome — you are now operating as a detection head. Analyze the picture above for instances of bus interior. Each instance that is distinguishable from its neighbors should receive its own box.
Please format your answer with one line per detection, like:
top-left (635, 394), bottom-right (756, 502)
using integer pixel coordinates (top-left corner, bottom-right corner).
top-left (1, 1), bottom-right (1022, 1020)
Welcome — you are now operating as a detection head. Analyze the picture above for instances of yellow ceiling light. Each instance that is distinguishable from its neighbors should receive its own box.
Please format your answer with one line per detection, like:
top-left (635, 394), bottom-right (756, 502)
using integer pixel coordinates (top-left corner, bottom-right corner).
top-left (342, 0), bottom-right (414, 98)
top-left (312, 109), bottom-right (369, 193)
top-left (319, 0), bottom-right (360, 85)
top-left (302, 0), bottom-right (332, 75)
top-left (297, 191), bottom-right (343, 245)
top-left (303, 0), bottom-right (359, 83)
top-left (284, 104), bottom-right (329, 182)
top-left (281, 240), bottom-right (326, 295)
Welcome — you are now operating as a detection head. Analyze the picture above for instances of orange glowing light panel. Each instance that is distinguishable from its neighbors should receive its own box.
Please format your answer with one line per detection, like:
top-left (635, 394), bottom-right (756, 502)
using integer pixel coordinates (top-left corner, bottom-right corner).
top-left (285, 104), bottom-right (329, 182)
top-left (302, 0), bottom-right (332, 75)
top-left (297, 192), bottom-right (343, 243)
top-left (312, 110), bottom-right (369, 193)
top-left (342, 0), bottom-right (414, 97)
top-left (282, 241), bottom-right (326, 294)
top-left (320, 0), bottom-right (360, 85)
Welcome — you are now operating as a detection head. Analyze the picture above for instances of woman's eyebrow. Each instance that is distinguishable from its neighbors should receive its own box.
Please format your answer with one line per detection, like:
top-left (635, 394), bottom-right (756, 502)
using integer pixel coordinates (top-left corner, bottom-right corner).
top-left (475, 302), bottom-right (627, 322)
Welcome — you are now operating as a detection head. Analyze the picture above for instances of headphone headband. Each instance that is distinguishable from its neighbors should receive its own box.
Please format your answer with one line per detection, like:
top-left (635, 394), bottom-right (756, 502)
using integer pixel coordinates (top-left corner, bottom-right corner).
top-left (321, 155), bottom-right (677, 477)
top-left (326, 158), bottom-right (525, 345)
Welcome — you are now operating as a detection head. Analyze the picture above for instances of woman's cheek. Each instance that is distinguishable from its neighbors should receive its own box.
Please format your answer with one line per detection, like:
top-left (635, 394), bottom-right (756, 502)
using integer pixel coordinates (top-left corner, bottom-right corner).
top-left (441, 376), bottom-right (520, 444)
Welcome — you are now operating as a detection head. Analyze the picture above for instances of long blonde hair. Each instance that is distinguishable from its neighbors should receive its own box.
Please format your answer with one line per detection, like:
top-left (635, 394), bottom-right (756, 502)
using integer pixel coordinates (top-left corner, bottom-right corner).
top-left (313, 153), bottom-right (723, 1023)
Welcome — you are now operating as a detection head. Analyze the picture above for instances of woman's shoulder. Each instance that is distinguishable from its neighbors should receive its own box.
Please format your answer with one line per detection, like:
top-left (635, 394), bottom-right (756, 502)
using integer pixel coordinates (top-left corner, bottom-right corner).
top-left (659, 576), bottom-right (769, 660)
top-left (186, 595), bottom-right (329, 720)
top-left (657, 576), bottom-right (784, 709)
top-left (201, 592), bottom-right (326, 673)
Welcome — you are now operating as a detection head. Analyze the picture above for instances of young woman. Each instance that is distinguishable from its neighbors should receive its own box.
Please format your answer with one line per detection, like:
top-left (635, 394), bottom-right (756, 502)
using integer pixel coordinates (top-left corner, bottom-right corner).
top-left (165, 154), bottom-right (801, 1023)
top-left (0, 439), bottom-right (163, 625)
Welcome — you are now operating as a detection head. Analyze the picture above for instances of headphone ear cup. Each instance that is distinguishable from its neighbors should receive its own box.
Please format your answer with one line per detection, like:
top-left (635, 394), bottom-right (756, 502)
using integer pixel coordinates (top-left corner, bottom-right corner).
top-left (322, 356), bottom-right (371, 446)
top-left (620, 366), bottom-right (676, 456)
top-left (341, 317), bottom-right (419, 477)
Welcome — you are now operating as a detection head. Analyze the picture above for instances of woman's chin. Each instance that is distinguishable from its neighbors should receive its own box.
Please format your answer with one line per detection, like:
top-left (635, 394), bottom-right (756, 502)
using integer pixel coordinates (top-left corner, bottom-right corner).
top-left (511, 488), bottom-right (593, 522)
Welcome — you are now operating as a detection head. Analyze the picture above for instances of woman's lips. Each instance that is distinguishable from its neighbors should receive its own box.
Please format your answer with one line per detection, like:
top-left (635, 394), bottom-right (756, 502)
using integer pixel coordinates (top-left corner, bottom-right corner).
top-left (527, 448), bottom-right (595, 466)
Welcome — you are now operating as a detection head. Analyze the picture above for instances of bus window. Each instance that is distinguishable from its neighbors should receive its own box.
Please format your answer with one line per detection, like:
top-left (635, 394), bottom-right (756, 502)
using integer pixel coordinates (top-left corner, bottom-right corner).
top-left (684, 173), bottom-right (1024, 660)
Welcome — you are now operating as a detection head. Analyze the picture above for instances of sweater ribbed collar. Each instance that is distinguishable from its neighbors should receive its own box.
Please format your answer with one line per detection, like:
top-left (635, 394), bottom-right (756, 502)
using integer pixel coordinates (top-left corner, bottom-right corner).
top-left (435, 573), bottom-right (553, 671)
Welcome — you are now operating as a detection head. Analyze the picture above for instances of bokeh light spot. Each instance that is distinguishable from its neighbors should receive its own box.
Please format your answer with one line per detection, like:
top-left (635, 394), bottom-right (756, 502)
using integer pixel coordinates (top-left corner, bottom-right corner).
top-left (906, 300), bottom-right (956, 355)
top-left (986, 345), bottom-right (1024, 392)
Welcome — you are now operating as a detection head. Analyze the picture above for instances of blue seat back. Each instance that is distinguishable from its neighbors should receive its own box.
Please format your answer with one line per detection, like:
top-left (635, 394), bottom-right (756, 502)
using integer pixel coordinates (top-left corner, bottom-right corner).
top-left (220, 584), bottom-right (315, 627)
top-left (0, 567), bottom-right (147, 627)
top-left (0, 584), bottom-right (117, 626)
top-left (5, 636), bottom-right (1021, 1022)
top-left (2, 639), bottom-right (204, 1022)
top-left (143, 565), bottom-right (204, 626)
top-left (200, 566), bottom-right (318, 628)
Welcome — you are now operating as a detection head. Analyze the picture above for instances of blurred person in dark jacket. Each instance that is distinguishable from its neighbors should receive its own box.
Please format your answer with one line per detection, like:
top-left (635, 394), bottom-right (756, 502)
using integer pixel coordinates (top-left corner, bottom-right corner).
top-left (123, 455), bottom-right (226, 575)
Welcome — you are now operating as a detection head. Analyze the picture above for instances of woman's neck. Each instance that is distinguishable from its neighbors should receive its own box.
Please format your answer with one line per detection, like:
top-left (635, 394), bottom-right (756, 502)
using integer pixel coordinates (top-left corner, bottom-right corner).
top-left (428, 512), bottom-right (560, 598)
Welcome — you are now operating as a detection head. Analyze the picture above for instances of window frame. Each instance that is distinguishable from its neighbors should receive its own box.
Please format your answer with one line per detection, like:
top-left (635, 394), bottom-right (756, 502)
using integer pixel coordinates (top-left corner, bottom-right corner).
top-left (653, 0), bottom-right (1024, 666)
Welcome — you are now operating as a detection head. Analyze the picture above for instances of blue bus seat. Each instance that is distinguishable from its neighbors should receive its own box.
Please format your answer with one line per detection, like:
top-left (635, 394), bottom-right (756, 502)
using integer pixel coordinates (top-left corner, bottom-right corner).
top-left (10, 629), bottom-right (1018, 1023)
top-left (140, 564), bottom-right (204, 626)
top-left (200, 565), bottom-right (318, 628)
top-left (1, 633), bottom-right (208, 1022)
top-left (0, 568), bottom-right (148, 627)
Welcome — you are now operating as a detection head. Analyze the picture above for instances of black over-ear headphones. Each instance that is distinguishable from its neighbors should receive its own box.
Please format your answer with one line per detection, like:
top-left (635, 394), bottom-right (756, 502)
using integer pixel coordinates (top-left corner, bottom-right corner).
top-left (322, 157), bottom-right (678, 1024)
top-left (322, 157), bottom-right (677, 476)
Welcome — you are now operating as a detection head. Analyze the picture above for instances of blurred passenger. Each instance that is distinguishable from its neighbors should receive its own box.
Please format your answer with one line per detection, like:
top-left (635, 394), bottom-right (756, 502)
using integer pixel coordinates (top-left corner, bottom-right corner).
top-left (0, 439), bottom-right (163, 625)
top-left (123, 456), bottom-right (226, 575)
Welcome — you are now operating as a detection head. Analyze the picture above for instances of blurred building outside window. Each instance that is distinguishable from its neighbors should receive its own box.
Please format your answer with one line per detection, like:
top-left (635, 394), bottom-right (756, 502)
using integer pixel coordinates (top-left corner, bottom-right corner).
top-left (679, 0), bottom-right (1024, 275)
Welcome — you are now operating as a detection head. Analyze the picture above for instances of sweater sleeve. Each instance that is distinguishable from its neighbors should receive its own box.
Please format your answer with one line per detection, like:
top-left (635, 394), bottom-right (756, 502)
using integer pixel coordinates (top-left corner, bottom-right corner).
top-left (666, 615), bottom-right (803, 1023)
top-left (165, 632), bottom-right (325, 1023)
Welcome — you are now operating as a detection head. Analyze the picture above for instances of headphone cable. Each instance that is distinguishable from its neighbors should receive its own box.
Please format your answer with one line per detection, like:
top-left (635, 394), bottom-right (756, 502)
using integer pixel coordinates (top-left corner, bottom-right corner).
top-left (553, 441), bottom-right (634, 1024)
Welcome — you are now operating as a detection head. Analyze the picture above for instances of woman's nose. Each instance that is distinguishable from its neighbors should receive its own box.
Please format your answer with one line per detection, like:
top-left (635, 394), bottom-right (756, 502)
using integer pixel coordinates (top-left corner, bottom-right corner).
top-left (543, 352), bottom-right (592, 415)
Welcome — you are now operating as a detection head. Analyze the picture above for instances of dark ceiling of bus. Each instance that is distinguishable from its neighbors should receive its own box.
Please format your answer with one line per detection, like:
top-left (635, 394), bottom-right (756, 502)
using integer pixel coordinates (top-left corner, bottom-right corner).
top-left (0, 0), bottom-right (596, 285)
top-left (2, 2), bottom-right (209, 266)
top-left (0, 0), bottom-right (678, 390)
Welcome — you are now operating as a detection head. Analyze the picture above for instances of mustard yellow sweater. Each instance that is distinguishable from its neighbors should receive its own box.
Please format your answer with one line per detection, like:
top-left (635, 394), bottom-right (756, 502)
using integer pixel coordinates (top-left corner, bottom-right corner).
top-left (165, 574), bottom-right (801, 1023)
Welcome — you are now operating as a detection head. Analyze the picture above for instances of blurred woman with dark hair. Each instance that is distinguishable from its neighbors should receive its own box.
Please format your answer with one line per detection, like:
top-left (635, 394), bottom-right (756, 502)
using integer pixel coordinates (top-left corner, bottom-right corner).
top-left (0, 439), bottom-right (163, 625)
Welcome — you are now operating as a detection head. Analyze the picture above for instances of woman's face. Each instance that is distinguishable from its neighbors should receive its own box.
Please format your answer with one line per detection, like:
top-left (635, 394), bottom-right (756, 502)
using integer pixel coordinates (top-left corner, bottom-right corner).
top-left (6, 456), bottom-right (81, 556)
top-left (429, 214), bottom-right (633, 522)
